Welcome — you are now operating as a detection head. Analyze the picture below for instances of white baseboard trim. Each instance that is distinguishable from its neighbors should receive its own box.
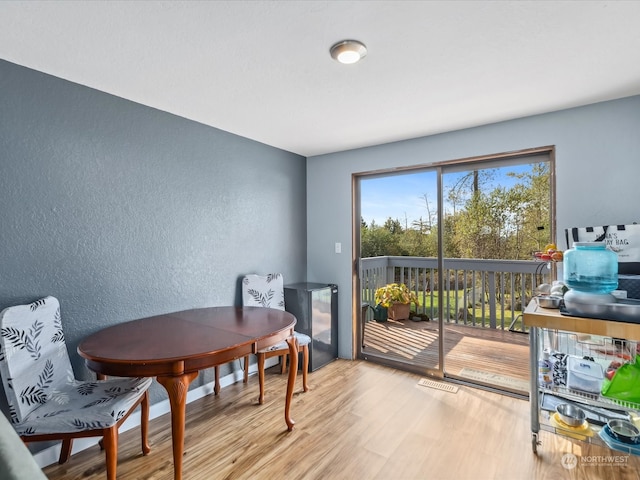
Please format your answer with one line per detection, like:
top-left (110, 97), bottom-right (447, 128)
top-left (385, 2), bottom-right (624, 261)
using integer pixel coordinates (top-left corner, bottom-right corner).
top-left (33, 358), bottom-right (277, 469)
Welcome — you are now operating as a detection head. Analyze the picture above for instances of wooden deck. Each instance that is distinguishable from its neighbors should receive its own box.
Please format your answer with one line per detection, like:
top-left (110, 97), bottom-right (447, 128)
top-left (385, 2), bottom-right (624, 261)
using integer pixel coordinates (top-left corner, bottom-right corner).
top-left (362, 317), bottom-right (530, 393)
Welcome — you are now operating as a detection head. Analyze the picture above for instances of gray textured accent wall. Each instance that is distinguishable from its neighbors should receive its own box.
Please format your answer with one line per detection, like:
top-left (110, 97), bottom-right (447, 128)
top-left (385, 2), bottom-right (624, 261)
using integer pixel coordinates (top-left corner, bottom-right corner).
top-left (0, 59), bottom-right (307, 410)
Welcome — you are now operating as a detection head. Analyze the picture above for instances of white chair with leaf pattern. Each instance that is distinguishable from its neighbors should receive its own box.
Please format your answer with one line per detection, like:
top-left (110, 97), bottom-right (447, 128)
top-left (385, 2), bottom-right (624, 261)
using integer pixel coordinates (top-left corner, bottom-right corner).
top-left (0, 296), bottom-right (152, 480)
top-left (242, 273), bottom-right (310, 404)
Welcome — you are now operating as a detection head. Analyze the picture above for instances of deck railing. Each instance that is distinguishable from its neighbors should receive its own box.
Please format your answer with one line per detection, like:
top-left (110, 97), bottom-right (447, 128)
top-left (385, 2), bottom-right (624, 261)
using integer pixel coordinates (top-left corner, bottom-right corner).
top-left (361, 256), bottom-right (551, 332)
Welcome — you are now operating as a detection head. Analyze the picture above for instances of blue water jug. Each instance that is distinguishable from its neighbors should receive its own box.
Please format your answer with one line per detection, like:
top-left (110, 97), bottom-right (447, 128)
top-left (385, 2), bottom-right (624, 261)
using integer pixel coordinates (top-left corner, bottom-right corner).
top-left (563, 242), bottom-right (618, 293)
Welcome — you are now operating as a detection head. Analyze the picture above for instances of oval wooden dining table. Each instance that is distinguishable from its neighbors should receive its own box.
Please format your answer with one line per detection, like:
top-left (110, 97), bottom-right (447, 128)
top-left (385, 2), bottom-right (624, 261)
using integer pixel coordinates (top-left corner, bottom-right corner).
top-left (77, 306), bottom-right (299, 480)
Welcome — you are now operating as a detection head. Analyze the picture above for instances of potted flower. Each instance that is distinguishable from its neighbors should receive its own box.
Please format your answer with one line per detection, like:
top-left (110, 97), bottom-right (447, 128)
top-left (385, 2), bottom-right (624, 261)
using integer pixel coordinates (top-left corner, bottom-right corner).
top-left (374, 283), bottom-right (419, 321)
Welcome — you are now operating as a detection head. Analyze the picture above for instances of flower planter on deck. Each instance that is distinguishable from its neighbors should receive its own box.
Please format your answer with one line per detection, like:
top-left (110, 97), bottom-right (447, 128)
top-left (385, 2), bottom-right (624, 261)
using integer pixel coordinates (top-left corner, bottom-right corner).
top-left (388, 302), bottom-right (410, 321)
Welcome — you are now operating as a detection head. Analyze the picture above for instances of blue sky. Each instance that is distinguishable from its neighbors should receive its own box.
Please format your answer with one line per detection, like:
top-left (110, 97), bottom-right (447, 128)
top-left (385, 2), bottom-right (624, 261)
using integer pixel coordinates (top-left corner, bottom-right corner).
top-left (361, 171), bottom-right (437, 227)
top-left (360, 164), bottom-right (533, 227)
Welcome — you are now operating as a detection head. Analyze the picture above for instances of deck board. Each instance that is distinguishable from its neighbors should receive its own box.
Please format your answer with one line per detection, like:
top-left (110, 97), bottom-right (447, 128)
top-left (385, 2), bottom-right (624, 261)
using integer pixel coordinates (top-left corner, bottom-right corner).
top-left (362, 317), bottom-right (530, 392)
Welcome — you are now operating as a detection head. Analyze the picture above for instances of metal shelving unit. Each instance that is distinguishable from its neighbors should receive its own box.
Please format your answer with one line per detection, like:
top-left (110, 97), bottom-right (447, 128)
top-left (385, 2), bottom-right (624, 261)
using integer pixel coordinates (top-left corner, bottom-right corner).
top-left (524, 300), bottom-right (640, 454)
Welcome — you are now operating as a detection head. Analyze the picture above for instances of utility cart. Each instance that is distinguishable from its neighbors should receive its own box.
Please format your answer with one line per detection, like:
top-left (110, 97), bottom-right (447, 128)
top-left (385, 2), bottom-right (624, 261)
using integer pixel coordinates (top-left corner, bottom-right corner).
top-left (524, 300), bottom-right (640, 454)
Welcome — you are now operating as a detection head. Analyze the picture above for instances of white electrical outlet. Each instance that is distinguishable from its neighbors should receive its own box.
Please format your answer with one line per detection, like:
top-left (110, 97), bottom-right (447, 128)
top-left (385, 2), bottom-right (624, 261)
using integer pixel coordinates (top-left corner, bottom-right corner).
top-left (335, 242), bottom-right (341, 254)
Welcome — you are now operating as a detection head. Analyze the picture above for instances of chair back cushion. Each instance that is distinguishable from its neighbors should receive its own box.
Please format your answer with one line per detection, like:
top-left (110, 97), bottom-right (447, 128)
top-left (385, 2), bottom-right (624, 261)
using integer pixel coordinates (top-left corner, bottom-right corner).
top-left (242, 274), bottom-right (285, 311)
top-left (0, 296), bottom-right (74, 423)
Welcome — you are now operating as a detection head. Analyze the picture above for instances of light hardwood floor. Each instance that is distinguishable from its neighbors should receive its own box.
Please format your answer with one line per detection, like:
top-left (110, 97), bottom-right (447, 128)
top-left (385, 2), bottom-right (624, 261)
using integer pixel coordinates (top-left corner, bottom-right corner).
top-left (43, 360), bottom-right (640, 480)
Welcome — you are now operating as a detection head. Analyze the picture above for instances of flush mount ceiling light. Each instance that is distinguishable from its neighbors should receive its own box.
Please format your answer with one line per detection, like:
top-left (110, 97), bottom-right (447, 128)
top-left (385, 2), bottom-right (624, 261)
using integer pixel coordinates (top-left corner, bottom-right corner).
top-left (330, 40), bottom-right (367, 64)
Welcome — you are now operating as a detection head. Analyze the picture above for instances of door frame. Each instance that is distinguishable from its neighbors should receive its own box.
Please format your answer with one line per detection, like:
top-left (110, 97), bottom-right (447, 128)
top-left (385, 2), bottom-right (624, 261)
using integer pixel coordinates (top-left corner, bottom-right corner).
top-left (352, 145), bottom-right (556, 382)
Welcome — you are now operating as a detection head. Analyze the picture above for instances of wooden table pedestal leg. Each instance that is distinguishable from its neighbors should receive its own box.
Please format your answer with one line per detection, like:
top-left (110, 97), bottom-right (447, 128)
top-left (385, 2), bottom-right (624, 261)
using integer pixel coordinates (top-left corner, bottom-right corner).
top-left (285, 335), bottom-right (298, 431)
top-left (157, 372), bottom-right (199, 480)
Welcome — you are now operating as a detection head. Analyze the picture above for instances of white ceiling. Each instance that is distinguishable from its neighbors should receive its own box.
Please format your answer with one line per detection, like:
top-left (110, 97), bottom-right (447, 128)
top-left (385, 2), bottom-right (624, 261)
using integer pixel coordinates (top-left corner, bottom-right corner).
top-left (1, 1), bottom-right (640, 157)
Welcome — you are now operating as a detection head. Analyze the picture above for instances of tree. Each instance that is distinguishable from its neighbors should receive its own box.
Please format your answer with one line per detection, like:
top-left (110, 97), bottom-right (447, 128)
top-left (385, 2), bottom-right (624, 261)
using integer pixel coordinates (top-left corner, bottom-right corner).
top-left (383, 217), bottom-right (403, 234)
top-left (446, 163), bottom-right (549, 260)
top-left (362, 220), bottom-right (404, 257)
top-left (360, 162), bottom-right (550, 261)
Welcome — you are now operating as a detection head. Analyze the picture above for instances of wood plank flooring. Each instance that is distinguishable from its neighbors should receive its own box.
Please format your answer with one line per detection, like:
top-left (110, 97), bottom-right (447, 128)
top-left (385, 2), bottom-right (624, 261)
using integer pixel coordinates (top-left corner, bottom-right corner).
top-left (42, 360), bottom-right (640, 480)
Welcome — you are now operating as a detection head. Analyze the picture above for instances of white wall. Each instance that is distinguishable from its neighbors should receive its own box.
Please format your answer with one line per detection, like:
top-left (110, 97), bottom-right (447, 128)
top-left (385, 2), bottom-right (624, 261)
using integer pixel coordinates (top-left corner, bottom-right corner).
top-left (306, 95), bottom-right (640, 358)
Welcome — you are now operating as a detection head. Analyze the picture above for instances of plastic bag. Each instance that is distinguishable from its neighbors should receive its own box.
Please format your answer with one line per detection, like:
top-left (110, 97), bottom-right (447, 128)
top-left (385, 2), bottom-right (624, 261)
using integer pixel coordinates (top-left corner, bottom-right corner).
top-left (601, 355), bottom-right (640, 404)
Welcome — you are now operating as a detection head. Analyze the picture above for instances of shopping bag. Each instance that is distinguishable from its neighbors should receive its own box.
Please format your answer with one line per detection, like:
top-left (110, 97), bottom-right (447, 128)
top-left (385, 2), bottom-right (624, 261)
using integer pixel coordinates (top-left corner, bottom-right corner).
top-left (601, 355), bottom-right (640, 405)
top-left (565, 223), bottom-right (640, 274)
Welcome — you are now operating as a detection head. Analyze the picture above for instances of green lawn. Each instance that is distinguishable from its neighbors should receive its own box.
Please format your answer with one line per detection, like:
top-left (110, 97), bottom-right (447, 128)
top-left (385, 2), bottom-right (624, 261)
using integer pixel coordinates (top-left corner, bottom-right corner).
top-left (370, 289), bottom-right (529, 332)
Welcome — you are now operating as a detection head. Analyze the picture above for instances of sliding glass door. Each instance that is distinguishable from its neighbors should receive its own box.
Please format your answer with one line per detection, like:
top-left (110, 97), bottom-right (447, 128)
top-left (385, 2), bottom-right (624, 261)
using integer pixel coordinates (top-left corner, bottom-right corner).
top-left (358, 169), bottom-right (441, 373)
top-left (355, 147), bottom-right (554, 393)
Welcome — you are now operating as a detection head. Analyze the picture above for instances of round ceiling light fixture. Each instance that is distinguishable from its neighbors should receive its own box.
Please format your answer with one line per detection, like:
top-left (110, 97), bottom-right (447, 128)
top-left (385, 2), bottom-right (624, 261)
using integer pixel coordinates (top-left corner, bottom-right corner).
top-left (330, 40), bottom-right (367, 64)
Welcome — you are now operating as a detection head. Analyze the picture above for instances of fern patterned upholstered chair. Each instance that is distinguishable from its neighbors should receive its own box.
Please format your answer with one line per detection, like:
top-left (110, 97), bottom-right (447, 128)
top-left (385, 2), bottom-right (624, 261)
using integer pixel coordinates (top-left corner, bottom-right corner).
top-left (0, 296), bottom-right (152, 480)
top-left (242, 273), bottom-right (310, 404)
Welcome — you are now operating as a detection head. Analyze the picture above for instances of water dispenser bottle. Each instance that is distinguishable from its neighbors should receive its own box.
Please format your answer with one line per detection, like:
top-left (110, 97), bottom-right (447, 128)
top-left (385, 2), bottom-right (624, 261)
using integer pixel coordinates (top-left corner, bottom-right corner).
top-left (563, 242), bottom-right (618, 293)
